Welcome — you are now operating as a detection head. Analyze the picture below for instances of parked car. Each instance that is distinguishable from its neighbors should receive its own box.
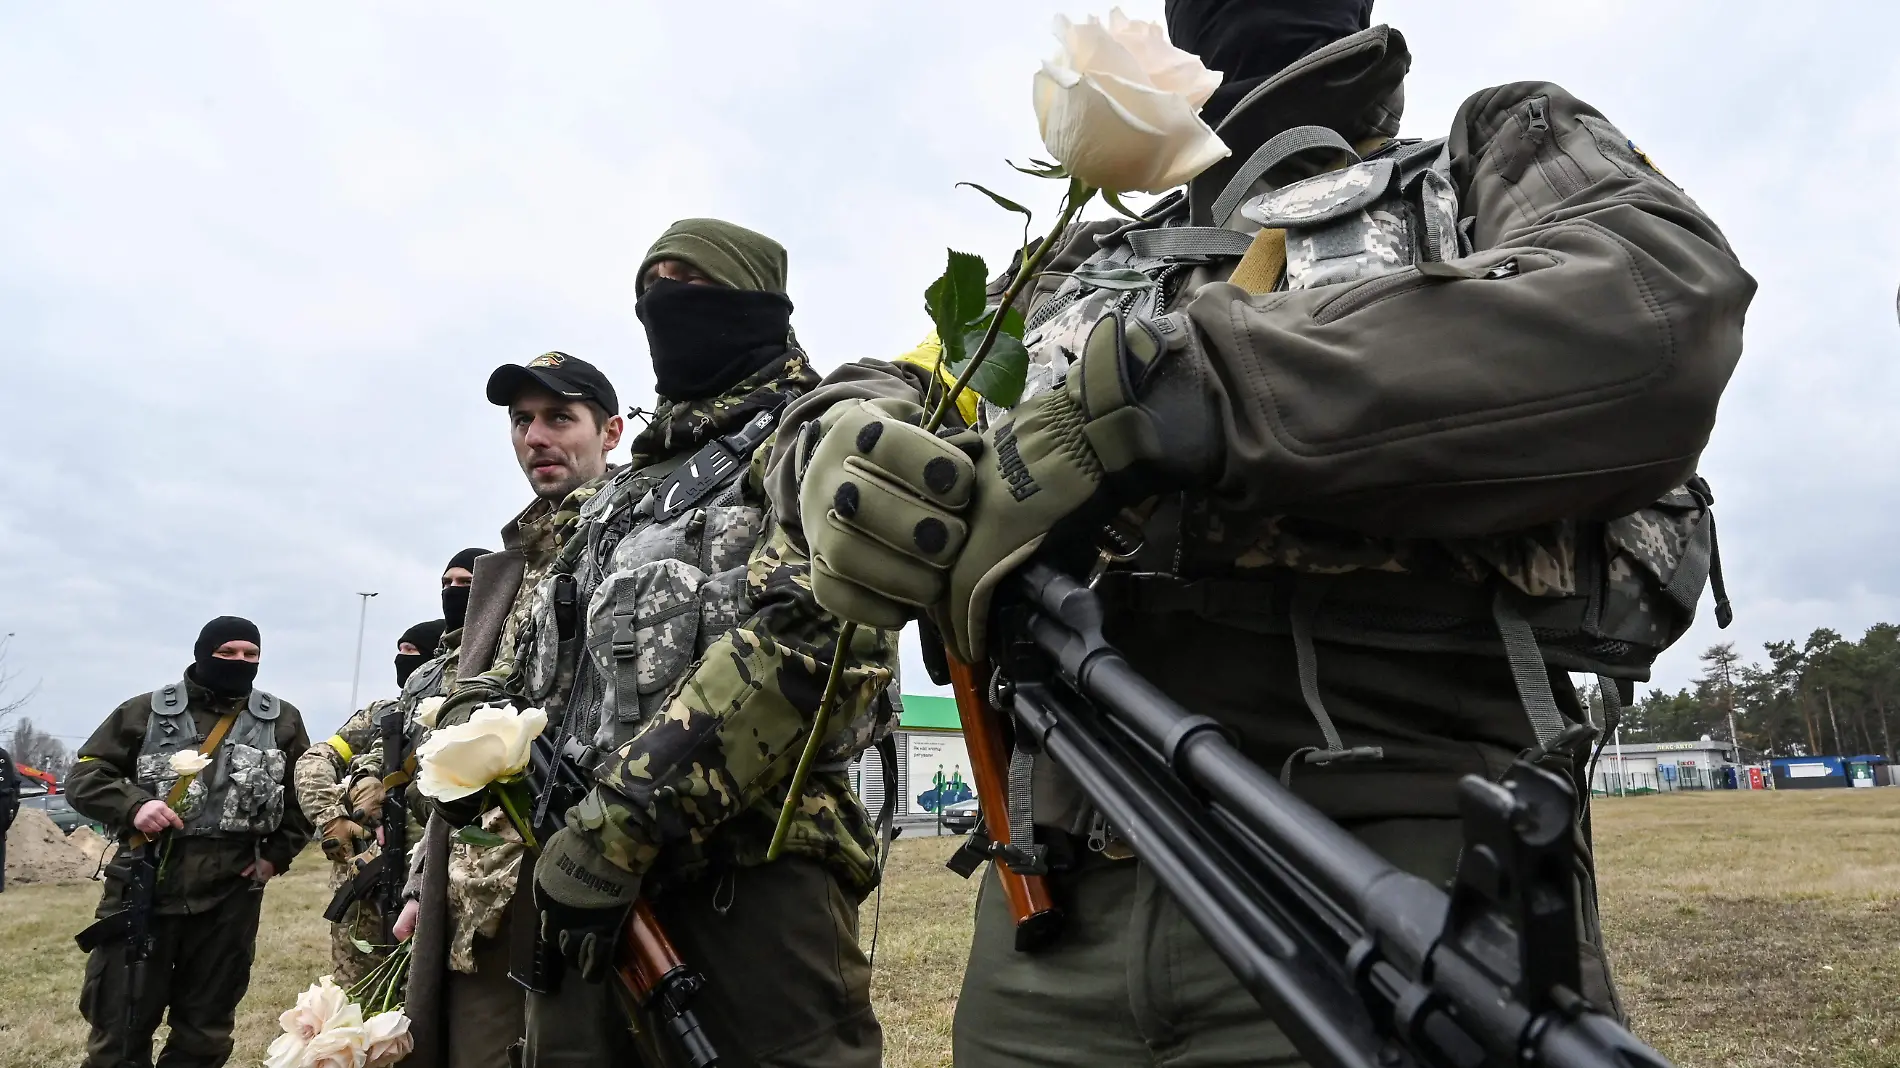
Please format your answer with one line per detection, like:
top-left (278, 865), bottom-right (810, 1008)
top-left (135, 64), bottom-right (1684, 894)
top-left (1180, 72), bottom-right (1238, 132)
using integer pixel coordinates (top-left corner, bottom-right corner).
top-left (17, 788), bottom-right (104, 835)
top-left (940, 798), bottom-right (980, 835)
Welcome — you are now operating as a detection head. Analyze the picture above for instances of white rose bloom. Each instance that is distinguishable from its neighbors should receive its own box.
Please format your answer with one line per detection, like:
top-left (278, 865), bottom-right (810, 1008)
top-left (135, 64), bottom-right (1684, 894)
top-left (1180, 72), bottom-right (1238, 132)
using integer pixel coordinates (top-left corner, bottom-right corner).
top-left (264, 1032), bottom-right (307, 1068)
top-left (1033, 7), bottom-right (1229, 194)
top-left (361, 1010), bottom-right (415, 1068)
top-left (168, 750), bottom-right (212, 777)
top-left (277, 976), bottom-right (351, 1041)
top-left (414, 695), bottom-right (446, 730)
top-left (414, 704), bottom-right (548, 802)
top-left (302, 1022), bottom-right (369, 1068)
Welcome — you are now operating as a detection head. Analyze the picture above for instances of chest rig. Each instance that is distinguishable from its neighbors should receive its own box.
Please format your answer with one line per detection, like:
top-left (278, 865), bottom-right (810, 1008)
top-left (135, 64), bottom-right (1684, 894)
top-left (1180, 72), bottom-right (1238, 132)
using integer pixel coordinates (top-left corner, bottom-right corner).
top-left (985, 124), bottom-right (1728, 863)
top-left (133, 682), bottom-right (287, 838)
top-left (512, 407), bottom-right (782, 756)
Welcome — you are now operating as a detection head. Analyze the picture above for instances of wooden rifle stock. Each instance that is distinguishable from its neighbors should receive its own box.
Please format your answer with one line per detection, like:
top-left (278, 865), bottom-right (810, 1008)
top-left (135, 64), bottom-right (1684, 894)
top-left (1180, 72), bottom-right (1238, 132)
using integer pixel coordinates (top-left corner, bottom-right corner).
top-left (946, 652), bottom-right (1062, 951)
top-left (617, 899), bottom-right (719, 1068)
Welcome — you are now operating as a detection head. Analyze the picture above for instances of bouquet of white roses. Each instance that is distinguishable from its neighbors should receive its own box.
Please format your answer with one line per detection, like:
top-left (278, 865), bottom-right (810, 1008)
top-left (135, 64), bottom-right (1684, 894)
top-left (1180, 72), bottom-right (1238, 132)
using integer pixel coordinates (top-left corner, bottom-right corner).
top-left (265, 950), bottom-right (413, 1068)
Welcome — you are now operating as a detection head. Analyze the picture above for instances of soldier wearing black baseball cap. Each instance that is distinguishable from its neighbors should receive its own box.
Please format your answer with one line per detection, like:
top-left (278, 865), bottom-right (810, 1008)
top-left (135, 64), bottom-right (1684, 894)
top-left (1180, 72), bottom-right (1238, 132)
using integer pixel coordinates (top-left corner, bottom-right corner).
top-left (486, 351), bottom-right (625, 501)
top-left (485, 350), bottom-right (619, 417)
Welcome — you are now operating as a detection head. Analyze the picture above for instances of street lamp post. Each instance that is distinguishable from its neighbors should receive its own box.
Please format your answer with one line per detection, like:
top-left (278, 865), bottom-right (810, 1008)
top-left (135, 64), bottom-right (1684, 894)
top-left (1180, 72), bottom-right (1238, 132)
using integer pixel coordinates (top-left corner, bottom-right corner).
top-left (349, 592), bottom-right (379, 712)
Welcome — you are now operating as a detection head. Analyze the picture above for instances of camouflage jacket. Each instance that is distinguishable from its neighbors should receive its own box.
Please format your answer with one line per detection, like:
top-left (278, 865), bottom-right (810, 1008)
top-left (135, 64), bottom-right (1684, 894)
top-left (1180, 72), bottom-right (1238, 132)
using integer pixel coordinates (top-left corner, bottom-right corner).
top-left (68, 675), bottom-right (313, 916)
top-left (431, 483), bottom-right (595, 964)
top-left (566, 353), bottom-right (896, 900)
top-left (296, 697), bottom-right (397, 830)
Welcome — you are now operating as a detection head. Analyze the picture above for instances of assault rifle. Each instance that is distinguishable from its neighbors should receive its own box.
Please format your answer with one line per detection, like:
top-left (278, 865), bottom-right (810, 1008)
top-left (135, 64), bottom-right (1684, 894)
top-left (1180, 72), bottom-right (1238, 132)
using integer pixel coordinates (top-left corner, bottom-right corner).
top-left (514, 730), bottom-right (719, 1068)
top-left (323, 709), bottom-right (412, 945)
top-left (957, 562), bottom-right (1672, 1068)
top-left (75, 839), bottom-right (159, 1066)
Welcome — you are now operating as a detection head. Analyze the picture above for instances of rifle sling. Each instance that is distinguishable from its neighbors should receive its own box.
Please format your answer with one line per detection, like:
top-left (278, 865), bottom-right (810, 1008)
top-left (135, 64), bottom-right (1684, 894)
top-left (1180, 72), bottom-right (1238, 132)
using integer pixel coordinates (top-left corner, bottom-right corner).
top-left (129, 710), bottom-right (240, 848)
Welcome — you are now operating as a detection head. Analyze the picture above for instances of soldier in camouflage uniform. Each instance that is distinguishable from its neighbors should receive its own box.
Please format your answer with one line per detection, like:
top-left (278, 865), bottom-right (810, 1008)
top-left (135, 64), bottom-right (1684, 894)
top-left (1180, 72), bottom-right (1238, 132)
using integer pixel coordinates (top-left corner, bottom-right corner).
top-left (295, 618), bottom-right (443, 986)
top-left (417, 219), bottom-right (893, 1068)
top-left (778, 3), bottom-right (1755, 1065)
top-left (68, 616), bottom-right (313, 1068)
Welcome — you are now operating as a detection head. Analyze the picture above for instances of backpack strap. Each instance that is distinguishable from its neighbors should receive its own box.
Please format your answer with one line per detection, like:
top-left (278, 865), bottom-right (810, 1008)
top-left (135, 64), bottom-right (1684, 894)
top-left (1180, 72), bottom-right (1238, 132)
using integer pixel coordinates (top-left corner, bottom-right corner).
top-left (652, 405), bottom-right (785, 522)
top-left (1210, 125), bottom-right (1361, 227)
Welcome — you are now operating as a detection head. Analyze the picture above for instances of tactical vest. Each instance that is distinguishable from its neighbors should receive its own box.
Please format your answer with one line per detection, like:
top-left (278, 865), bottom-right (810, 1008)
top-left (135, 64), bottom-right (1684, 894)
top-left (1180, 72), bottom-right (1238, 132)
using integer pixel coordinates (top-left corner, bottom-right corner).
top-left (506, 405), bottom-right (884, 769)
top-left (1012, 124), bottom-right (1729, 769)
top-left (133, 682), bottom-right (287, 838)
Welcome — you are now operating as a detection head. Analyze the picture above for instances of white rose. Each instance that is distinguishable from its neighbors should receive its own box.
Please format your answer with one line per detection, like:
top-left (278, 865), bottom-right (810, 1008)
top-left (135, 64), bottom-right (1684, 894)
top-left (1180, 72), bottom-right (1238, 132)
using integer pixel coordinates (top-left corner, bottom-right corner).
top-left (169, 750), bottom-right (212, 777)
top-left (1033, 7), bottom-right (1229, 194)
top-left (302, 1023), bottom-right (369, 1068)
top-left (264, 1032), bottom-right (307, 1068)
top-left (414, 695), bottom-right (446, 730)
top-left (414, 704), bottom-right (547, 802)
top-left (277, 976), bottom-right (352, 1041)
top-left (361, 1010), bottom-right (414, 1068)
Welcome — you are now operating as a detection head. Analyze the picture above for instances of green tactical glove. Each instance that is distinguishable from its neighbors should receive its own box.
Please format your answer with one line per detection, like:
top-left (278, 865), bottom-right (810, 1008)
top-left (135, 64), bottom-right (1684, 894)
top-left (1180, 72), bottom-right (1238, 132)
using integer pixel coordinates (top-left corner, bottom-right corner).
top-left (801, 309), bottom-right (1218, 662)
top-left (533, 826), bottom-right (640, 984)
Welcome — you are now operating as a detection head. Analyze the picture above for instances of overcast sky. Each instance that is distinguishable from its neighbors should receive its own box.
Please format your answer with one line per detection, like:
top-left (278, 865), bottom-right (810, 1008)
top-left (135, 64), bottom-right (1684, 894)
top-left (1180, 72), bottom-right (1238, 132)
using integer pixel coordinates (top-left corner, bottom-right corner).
top-left (3, 1), bottom-right (1895, 751)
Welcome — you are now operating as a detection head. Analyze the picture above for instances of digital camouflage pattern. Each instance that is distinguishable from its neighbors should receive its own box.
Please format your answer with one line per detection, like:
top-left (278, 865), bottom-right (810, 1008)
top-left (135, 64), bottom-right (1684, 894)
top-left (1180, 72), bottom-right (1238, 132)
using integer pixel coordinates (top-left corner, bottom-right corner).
top-left (443, 806), bottom-right (527, 973)
top-left (296, 697), bottom-right (398, 985)
top-left (296, 698), bottom-right (395, 828)
top-left (430, 484), bottom-right (595, 966)
top-left (577, 516), bottom-right (892, 897)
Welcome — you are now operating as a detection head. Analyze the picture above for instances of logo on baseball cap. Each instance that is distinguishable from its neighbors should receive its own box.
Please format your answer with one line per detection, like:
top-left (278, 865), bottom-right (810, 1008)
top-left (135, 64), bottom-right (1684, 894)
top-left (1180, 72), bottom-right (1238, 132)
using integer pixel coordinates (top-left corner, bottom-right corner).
top-left (486, 351), bottom-right (619, 416)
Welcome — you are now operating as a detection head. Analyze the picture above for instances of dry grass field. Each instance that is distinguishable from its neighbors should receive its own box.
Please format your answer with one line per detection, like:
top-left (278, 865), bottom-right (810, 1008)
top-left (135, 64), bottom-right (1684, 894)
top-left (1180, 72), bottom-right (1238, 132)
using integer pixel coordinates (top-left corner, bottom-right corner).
top-left (4, 790), bottom-right (1897, 1068)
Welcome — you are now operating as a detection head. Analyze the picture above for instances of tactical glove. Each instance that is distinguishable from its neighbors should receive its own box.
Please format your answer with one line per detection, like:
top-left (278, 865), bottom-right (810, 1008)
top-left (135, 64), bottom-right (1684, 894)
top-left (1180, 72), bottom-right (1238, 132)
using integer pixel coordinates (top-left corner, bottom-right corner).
top-left (348, 775), bottom-right (386, 824)
top-left (533, 826), bottom-right (640, 983)
top-left (802, 309), bottom-right (1218, 662)
top-left (320, 818), bottom-right (368, 863)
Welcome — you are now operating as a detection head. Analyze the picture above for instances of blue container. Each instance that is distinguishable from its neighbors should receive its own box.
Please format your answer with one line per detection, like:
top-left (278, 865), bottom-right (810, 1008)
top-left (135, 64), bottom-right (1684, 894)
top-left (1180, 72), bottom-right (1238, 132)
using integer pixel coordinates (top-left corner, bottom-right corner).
top-left (1769, 755), bottom-right (1849, 789)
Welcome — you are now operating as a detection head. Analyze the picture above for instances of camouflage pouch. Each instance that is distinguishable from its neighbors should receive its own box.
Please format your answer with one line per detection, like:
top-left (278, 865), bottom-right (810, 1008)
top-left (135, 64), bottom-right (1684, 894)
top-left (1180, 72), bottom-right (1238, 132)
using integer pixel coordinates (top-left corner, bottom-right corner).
top-left (219, 743), bottom-right (287, 834)
top-left (1240, 143), bottom-right (1461, 291)
top-left (586, 559), bottom-right (705, 727)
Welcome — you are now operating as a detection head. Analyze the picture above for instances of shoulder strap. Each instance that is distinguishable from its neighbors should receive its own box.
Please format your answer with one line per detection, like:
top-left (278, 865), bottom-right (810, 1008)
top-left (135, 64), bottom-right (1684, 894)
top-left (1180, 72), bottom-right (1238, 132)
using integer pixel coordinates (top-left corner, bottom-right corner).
top-left (129, 710), bottom-right (239, 847)
top-left (652, 405), bottom-right (786, 522)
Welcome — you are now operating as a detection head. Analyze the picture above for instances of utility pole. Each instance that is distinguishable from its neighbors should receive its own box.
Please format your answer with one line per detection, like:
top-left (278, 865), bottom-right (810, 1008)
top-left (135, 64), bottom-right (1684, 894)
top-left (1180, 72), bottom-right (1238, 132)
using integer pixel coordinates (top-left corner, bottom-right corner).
top-left (349, 592), bottom-right (378, 712)
top-left (1615, 724), bottom-right (1627, 796)
top-left (1825, 686), bottom-right (1844, 756)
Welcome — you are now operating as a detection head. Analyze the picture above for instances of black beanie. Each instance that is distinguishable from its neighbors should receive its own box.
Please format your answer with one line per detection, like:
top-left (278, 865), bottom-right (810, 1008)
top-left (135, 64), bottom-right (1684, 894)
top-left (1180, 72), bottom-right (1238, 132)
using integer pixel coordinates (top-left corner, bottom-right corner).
top-left (395, 619), bottom-right (446, 687)
top-left (400, 620), bottom-right (446, 655)
top-left (446, 547), bottom-right (488, 574)
top-left (194, 616), bottom-right (260, 662)
top-left (1165, 0), bottom-right (1375, 124)
top-left (192, 615), bottom-right (261, 697)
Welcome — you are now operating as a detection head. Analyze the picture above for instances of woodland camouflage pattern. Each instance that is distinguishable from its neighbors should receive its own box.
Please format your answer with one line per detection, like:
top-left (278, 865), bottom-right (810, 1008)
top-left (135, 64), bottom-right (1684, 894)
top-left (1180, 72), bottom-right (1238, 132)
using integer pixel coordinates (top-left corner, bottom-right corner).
top-left (578, 516), bottom-right (891, 897)
top-left (573, 351), bottom-right (891, 899)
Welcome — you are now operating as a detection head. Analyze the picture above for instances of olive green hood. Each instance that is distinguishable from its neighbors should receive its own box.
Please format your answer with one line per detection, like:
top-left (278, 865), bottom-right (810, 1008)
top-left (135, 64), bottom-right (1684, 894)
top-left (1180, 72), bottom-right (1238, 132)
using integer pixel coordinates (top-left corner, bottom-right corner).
top-left (637, 218), bottom-right (788, 294)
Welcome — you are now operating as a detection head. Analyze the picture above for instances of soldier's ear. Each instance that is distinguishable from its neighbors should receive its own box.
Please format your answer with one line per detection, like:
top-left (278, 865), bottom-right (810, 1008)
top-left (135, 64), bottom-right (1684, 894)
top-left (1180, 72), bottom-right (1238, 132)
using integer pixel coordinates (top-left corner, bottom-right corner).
top-left (602, 413), bottom-right (625, 453)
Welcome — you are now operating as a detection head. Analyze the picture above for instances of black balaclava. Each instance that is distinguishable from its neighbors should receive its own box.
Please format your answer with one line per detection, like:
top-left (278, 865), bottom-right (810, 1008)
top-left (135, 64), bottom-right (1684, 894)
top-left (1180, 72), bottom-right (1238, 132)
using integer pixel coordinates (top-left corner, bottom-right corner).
top-left (191, 615), bottom-right (261, 697)
top-left (1165, 0), bottom-right (1376, 125)
top-left (441, 547), bottom-right (490, 632)
top-left (636, 280), bottom-right (793, 400)
top-left (395, 619), bottom-right (446, 686)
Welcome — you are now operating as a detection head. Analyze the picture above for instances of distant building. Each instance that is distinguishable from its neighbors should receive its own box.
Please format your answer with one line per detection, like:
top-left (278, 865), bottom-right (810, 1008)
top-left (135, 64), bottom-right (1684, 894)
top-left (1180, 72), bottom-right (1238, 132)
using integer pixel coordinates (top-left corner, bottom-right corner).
top-left (1592, 738), bottom-right (1745, 795)
top-left (847, 693), bottom-right (971, 824)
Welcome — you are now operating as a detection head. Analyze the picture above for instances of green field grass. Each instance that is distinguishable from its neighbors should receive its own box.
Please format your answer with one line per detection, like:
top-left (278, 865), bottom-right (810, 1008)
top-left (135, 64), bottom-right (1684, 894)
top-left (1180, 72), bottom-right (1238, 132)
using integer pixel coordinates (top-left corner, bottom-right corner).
top-left (4, 789), bottom-right (1897, 1068)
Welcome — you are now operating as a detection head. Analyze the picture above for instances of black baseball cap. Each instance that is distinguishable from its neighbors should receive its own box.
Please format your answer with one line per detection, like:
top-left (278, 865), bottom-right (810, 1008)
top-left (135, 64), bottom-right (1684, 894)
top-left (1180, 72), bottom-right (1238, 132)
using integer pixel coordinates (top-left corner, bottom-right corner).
top-left (486, 351), bottom-right (619, 415)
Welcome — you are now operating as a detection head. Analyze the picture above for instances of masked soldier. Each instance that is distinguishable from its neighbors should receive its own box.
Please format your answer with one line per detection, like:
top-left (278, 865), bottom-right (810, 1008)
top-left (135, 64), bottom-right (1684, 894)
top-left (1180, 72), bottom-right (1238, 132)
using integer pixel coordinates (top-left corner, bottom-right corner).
top-left (415, 218), bottom-right (894, 1068)
top-left (295, 618), bottom-right (443, 986)
top-left (777, 2), bottom-right (1755, 1064)
top-left (69, 616), bottom-right (313, 1068)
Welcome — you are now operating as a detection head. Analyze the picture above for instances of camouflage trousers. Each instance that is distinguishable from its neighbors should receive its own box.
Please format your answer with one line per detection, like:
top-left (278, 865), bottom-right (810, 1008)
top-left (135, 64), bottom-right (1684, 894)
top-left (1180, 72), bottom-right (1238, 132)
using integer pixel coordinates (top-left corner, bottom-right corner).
top-left (327, 863), bottom-right (392, 988)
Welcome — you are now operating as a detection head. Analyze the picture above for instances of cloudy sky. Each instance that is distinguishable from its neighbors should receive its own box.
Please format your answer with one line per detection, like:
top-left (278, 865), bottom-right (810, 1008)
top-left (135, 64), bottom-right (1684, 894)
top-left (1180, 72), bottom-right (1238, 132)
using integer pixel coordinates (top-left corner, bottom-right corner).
top-left (2, 1), bottom-right (1895, 752)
